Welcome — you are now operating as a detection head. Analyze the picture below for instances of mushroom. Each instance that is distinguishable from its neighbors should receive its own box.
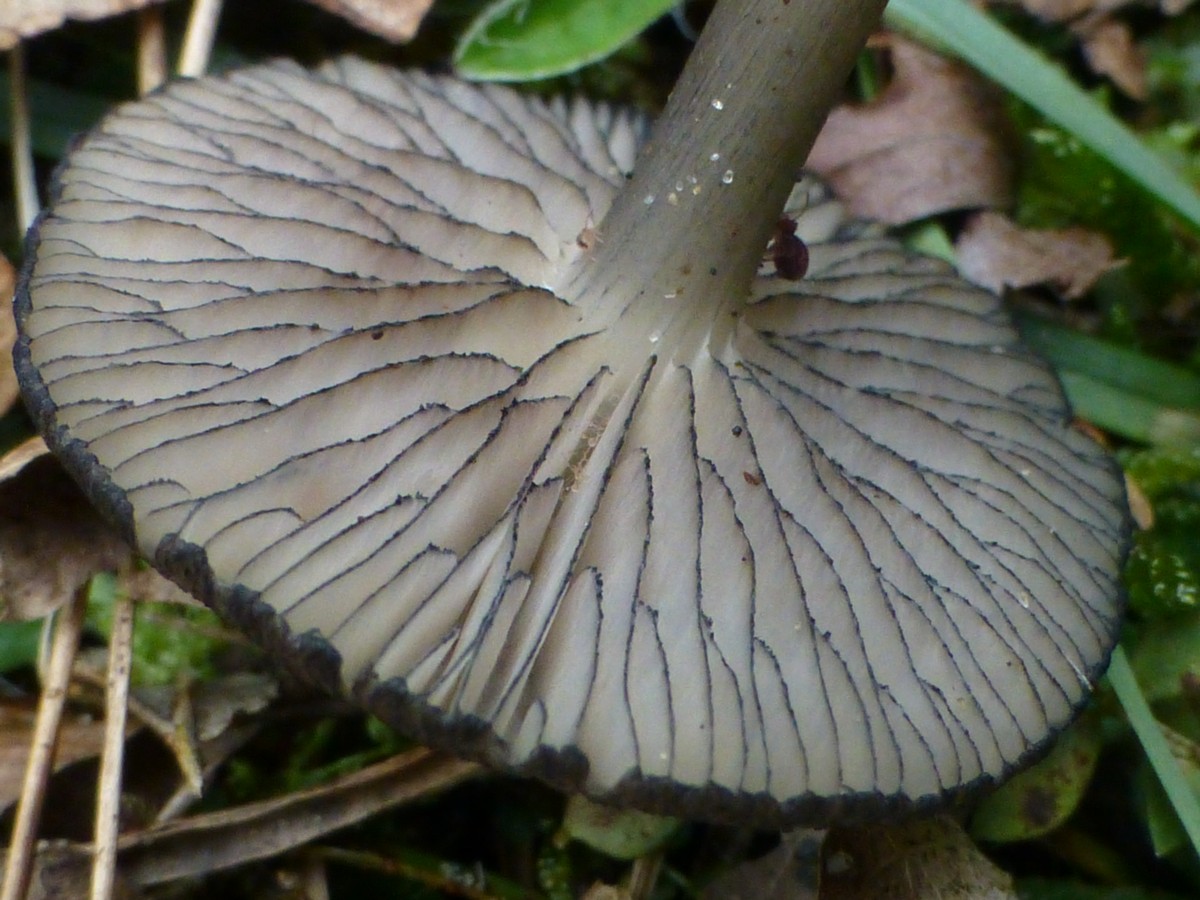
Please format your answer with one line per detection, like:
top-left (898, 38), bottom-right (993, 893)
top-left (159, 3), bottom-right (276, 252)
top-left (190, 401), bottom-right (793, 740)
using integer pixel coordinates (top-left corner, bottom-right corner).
top-left (14, 0), bottom-right (1128, 827)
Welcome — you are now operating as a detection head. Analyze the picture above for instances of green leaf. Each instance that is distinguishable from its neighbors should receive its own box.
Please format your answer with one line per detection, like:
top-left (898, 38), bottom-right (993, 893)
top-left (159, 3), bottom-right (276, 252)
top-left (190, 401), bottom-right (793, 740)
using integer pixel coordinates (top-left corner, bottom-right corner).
top-left (1128, 614), bottom-right (1200, 704)
top-left (1145, 13), bottom-right (1200, 124)
top-left (901, 220), bottom-right (957, 263)
top-left (0, 620), bottom-right (43, 673)
top-left (1122, 446), bottom-right (1200, 500)
top-left (885, 0), bottom-right (1200, 234)
top-left (454, 0), bottom-right (675, 81)
top-left (1056, 372), bottom-right (1200, 448)
top-left (1013, 126), bottom-right (1200, 317)
top-left (560, 794), bottom-right (679, 860)
top-left (971, 716), bottom-right (1102, 842)
top-left (1119, 451), bottom-right (1200, 618)
top-left (536, 839), bottom-right (575, 900)
top-left (1126, 521), bottom-right (1200, 620)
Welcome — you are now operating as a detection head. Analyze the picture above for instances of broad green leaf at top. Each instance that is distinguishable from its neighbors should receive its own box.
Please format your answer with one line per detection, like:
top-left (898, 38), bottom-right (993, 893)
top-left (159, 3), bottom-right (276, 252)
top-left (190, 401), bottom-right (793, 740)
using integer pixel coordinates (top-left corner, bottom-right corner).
top-left (886, 0), bottom-right (1200, 234)
top-left (455, 0), bottom-right (1200, 234)
top-left (454, 0), bottom-right (675, 81)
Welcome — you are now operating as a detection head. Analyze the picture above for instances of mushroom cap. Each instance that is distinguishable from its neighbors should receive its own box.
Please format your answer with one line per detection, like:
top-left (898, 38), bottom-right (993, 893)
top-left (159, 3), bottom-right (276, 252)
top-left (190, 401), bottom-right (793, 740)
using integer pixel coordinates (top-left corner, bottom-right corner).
top-left (15, 58), bottom-right (1129, 827)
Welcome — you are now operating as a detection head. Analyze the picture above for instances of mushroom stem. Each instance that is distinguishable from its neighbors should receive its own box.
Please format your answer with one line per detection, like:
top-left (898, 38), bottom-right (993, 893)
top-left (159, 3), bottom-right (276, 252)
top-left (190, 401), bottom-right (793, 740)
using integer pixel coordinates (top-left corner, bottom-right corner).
top-left (569, 0), bottom-right (885, 315)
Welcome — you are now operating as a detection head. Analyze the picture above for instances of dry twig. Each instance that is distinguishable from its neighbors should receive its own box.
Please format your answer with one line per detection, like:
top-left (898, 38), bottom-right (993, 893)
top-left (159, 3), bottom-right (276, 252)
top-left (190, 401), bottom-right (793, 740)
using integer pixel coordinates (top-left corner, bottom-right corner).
top-left (0, 591), bottom-right (88, 900)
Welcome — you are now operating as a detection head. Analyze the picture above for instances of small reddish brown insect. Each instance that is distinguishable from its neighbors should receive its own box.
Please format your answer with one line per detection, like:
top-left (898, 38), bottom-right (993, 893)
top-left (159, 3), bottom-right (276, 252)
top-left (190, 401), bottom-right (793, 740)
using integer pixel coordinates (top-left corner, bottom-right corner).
top-left (771, 216), bottom-right (808, 280)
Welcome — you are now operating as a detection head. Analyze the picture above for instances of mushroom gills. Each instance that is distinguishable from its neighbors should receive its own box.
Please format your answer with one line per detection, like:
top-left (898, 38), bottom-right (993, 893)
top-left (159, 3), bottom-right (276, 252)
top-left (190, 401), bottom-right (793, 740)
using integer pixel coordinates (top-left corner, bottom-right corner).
top-left (15, 58), bottom-right (1128, 826)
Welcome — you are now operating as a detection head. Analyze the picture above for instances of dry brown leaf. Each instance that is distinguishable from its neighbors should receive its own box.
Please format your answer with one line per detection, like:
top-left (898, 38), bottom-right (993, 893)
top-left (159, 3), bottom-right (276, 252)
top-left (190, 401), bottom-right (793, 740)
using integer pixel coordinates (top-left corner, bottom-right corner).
top-left (132, 672), bottom-right (277, 743)
top-left (0, 255), bottom-right (17, 414)
top-left (0, 0), bottom-right (166, 49)
top-left (987, 0), bottom-right (1191, 97)
top-left (821, 817), bottom-right (1017, 900)
top-left (136, 672), bottom-right (275, 801)
top-left (301, 0), bottom-right (434, 42)
top-left (808, 36), bottom-right (1014, 224)
top-left (0, 445), bottom-right (131, 620)
top-left (1080, 18), bottom-right (1146, 98)
top-left (1125, 472), bottom-right (1155, 530)
top-left (955, 210), bottom-right (1119, 299)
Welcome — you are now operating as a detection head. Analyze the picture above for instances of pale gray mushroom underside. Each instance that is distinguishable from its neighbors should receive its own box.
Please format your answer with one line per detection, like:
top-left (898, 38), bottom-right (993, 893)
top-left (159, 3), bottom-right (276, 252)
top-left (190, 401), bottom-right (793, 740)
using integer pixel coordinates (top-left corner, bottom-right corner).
top-left (16, 58), bottom-right (1128, 825)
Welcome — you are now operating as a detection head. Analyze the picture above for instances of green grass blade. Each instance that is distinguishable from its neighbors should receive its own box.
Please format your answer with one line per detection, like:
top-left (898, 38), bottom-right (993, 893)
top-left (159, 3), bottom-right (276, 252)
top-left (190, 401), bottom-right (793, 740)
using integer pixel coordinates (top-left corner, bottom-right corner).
top-left (885, 0), bottom-right (1200, 233)
top-left (1108, 646), bottom-right (1200, 859)
top-left (1057, 370), bottom-right (1200, 446)
top-left (1015, 313), bottom-right (1200, 410)
top-left (1013, 313), bottom-right (1200, 445)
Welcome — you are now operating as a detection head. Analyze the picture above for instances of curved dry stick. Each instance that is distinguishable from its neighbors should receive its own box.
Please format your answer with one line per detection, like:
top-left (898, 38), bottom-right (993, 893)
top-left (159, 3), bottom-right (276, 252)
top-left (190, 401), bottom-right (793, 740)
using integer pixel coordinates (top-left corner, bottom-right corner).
top-left (118, 749), bottom-right (481, 886)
